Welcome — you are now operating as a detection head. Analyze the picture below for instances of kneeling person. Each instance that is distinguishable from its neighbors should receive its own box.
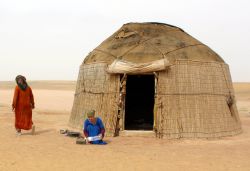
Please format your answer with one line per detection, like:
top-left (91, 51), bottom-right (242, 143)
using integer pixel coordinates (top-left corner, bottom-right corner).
top-left (83, 110), bottom-right (107, 145)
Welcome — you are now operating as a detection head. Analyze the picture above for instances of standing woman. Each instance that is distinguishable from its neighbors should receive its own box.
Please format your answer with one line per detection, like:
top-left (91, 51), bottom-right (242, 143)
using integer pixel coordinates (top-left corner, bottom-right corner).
top-left (12, 75), bottom-right (35, 135)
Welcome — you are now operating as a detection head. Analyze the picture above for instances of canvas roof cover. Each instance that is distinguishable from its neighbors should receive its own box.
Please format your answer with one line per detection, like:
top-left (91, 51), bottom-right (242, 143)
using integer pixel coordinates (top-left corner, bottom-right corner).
top-left (106, 58), bottom-right (170, 74)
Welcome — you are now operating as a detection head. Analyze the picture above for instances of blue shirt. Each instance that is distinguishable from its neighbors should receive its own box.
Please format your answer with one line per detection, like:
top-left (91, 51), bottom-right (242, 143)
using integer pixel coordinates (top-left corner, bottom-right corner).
top-left (83, 117), bottom-right (105, 137)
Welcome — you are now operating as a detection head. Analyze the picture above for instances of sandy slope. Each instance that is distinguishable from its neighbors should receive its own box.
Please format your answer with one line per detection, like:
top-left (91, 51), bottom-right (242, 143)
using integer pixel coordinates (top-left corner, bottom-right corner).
top-left (0, 81), bottom-right (250, 171)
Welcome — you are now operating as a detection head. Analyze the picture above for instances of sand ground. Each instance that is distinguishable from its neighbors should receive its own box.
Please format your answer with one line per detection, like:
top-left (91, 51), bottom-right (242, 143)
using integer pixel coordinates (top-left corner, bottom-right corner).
top-left (0, 81), bottom-right (250, 171)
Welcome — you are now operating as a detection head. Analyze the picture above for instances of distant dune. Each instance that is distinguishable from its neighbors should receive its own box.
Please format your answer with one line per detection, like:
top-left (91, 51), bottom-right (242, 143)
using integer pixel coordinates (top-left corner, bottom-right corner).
top-left (0, 80), bottom-right (76, 90)
top-left (233, 82), bottom-right (250, 99)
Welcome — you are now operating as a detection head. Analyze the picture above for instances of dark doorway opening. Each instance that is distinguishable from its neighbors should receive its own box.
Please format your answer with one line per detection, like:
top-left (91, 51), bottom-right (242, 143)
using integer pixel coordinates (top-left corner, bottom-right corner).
top-left (125, 75), bottom-right (155, 130)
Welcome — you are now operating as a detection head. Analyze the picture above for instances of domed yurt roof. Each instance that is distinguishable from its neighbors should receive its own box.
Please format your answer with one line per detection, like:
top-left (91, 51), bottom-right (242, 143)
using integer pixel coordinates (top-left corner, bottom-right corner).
top-left (83, 22), bottom-right (224, 65)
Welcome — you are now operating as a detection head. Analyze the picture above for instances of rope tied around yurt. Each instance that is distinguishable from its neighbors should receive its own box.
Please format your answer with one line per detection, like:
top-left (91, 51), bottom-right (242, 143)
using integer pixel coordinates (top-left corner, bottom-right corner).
top-left (118, 37), bottom-right (154, 59)
top-left (156, 92), bottom-right (232, 96)
top-left (146, 42), bottom-right (167, 59)
top-left (74, 88), bottom-right (118, 96)
top-left (164, 44), bottom-right (204, 56)
top-left (220, 63), bottom-right (237, 121)
top-left (94, 49), bottom-right (117, 59)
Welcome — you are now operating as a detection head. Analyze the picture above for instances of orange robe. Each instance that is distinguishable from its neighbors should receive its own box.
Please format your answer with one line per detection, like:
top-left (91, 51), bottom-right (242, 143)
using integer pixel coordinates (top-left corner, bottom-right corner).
top-left (12, 86), bottom-right (34, 130)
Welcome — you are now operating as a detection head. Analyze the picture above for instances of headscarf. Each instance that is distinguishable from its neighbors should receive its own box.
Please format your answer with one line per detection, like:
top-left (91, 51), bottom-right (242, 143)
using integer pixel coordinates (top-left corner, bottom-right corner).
top-left (87, 110), bottom-right (95, 117)
top-left (15, 75), bottom-right (28, 91)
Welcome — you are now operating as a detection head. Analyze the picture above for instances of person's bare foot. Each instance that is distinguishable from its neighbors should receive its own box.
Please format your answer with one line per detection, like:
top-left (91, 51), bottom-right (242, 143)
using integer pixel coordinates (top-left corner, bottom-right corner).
top-left (16, 129), bottom-right (21, 136)
top-left (31, 125), bottom-right (35, 135)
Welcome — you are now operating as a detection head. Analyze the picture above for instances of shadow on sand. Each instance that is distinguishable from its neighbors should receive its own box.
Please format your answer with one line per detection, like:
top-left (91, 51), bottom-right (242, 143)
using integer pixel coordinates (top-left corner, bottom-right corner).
top-left (21, 129), bottom-right (54, 136)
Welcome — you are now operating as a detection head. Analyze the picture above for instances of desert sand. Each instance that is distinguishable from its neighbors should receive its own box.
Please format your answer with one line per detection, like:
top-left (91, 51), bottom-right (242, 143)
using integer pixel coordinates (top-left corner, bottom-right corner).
top-left (0, 81), bottom-right (250, 171)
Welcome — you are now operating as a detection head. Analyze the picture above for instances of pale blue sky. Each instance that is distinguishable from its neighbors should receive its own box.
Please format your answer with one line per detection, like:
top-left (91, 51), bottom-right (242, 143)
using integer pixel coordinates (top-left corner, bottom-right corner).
top-left (0, 0), bottom-right (250, 81)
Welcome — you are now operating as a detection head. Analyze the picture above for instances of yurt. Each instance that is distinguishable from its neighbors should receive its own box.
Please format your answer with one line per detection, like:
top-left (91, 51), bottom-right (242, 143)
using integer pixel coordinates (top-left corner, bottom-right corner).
top-left (69, 22), bottom-right (242, 139)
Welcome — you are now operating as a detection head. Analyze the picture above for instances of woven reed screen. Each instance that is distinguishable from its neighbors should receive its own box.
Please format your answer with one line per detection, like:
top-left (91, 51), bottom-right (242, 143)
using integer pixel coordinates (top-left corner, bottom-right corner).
top-left (69, 63), bottom-right (120, 136)
top-left (155, 60), bottom-right (241, 138)
top-left (69, 60), bottom-right (241, 138)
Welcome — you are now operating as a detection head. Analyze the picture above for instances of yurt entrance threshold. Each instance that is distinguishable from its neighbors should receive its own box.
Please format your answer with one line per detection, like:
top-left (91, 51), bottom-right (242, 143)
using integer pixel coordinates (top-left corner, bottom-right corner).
top-left (124, 75), bottom-right (155, 130)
